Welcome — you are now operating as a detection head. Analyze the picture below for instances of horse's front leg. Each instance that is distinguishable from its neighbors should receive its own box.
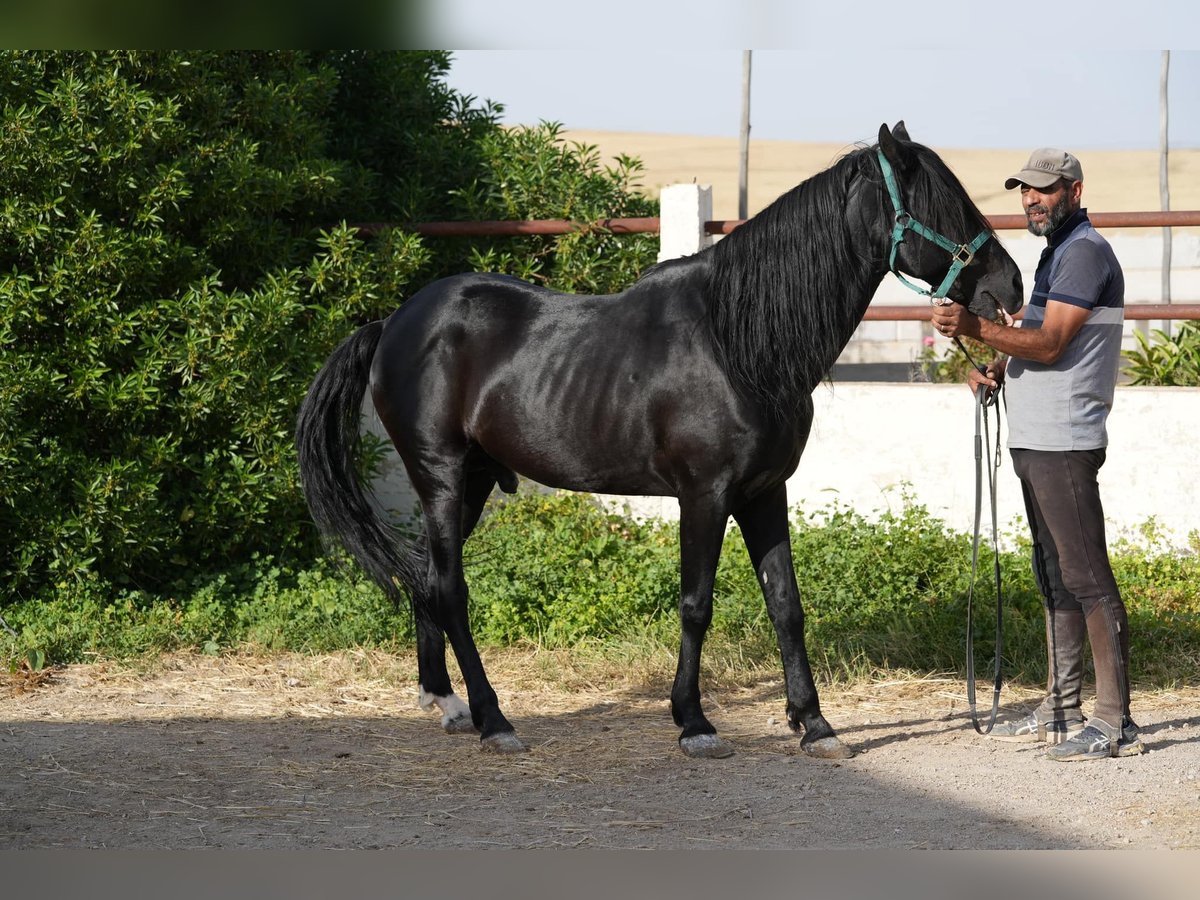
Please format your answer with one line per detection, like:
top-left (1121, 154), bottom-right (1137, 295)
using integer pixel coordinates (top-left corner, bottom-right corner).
top-left (734, 485), bottom-right (853, 759)
top-left (671, 494), bottom-right (735, 759)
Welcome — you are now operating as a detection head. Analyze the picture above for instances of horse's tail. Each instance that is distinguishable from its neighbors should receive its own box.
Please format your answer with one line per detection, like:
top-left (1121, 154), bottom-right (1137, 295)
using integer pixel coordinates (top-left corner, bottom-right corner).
top-left (295, 320), bottom-right (424, 608)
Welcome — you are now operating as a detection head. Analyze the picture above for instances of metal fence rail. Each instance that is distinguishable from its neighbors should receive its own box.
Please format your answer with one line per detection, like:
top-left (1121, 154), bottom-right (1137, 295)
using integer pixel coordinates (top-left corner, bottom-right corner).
top-left (347, 210), bottom-right (1200, 321)
top-left (863, 304), bottom-right (1200, 321)
top-left (351, 210), bottom-right (1200, 237)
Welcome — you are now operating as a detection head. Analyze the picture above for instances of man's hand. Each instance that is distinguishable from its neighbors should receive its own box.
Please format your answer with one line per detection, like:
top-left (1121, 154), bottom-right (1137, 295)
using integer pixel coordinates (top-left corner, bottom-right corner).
top-left (930, 301), bottom-right (980, 340)
top-left (968, 358), bottom-right (1006, 399)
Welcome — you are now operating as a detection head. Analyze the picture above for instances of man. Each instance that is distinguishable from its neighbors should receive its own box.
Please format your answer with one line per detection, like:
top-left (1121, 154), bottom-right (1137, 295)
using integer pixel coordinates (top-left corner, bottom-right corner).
top-left (931, 148), bottom-right (1143, 761)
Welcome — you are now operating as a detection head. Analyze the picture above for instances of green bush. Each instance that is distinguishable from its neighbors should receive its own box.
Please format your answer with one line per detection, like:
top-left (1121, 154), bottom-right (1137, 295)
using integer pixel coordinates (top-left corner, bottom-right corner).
top-left (1, 557), bottom-right (409, 663)
top-left (451, 122), bottom-right (657, 293)
top-left (1122, 320), bottom-right (1200, 386)
top-left (463, 492), bottom-right (681, 644)
top-left (5, 492), bottom-right (1198, 690)
top-left (0, 51), bottom-right (659, 603)
top-left (913, 336), bottom-right (996, 383)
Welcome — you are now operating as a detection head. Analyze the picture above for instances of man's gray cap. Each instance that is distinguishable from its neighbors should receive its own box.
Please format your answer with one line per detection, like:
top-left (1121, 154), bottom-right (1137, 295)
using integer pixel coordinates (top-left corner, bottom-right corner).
top-left (1004, 148), bottom-right (1084, 190)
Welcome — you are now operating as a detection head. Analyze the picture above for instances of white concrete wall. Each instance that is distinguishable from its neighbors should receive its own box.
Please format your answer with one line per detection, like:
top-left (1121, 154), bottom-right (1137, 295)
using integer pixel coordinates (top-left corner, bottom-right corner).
top-left (365, 383), bottom-right (1199, 551)
top-left (786, 383), bottom-right (1199, 550)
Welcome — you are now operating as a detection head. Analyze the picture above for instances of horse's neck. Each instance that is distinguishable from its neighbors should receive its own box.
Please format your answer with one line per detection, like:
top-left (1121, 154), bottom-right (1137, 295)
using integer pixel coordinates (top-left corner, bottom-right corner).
top-left (695, 151), bottom-right (915, 417)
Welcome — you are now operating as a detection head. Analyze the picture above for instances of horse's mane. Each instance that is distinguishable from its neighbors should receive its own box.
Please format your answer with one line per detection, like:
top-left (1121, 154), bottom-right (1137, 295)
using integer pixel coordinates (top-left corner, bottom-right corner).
top-left (701, 138), bottom-right (992, 419)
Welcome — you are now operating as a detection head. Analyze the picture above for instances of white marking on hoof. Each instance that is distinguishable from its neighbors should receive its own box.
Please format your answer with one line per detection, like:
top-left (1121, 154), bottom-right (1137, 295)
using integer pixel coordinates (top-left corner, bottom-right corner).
top-left (435, 695), bottom-right (473, 733)
top-left (802, 736), bottom-right (854, 759)
top-left (418, 689), bottom-right (477, 733)
top-left (679, 733), bottom-right (736, 759)
top-left (442, 711), bottom-right (477, 734)
top-left (481, 732), bottom-right (527, 754)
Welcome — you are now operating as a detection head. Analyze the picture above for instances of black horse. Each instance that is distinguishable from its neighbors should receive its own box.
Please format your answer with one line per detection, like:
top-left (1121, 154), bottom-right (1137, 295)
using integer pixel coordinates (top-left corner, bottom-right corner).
top-left (296, 122), bottom-right (1023, 759)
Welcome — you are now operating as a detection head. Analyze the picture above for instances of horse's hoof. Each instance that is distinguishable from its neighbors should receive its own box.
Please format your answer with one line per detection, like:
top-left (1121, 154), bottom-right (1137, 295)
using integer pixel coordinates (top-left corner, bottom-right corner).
top-left (442, 712), bottom-right (479, 735)
top-left (481, 732), bottom-right (527, 754)
top-left (802, 736), bottom-right (854, 759)
top-left (680, 733), bottom-right (736, 759)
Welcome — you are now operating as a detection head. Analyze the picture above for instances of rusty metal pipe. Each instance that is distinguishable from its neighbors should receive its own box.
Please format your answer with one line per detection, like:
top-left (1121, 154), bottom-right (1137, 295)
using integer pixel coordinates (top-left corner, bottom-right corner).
top-left (348, 218), bottom-right (662, 237)
top-left (708, 210), bottom-right (1200, 234)
top-left (864, 304), bottom-right (1200, 321)
top-left (351, 210), bottom-right (1200, 238)
top-left (344, 213), bottom-right (1200, 320)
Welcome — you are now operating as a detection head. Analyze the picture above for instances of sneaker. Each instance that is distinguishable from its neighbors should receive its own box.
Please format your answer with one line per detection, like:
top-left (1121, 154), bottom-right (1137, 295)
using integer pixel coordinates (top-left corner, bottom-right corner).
top-left (987, 712), bottom-right (1085, 744)
top-left (1046, 719), bottom-right (1145, 761)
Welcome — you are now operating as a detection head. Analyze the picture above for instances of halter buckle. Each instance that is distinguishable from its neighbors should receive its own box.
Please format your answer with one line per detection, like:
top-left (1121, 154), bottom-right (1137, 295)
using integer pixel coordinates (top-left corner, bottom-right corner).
top-left (952, 243), bottom-right (975, 267)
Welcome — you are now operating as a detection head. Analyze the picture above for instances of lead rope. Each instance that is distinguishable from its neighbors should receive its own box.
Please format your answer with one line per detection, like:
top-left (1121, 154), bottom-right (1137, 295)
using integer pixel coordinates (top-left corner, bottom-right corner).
top-left (952, 334), bottom-right (1006, 734)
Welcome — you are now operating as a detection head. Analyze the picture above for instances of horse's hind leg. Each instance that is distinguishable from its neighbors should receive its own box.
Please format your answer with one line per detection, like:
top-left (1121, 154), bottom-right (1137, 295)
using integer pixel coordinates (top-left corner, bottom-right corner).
top-left (672, 493), bottom-right (735, 759)
top-left (418, 468), bottom-right (524, 753)
top-left (415, 468), bottom-right (498, 737)
top-left (734, 485), bottom-right (852, 759)
top-left (415, 613), bottom-right (474, 733)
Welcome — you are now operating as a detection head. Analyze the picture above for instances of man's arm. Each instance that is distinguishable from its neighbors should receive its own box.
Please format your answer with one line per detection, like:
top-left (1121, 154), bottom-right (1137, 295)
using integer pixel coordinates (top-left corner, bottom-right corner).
top-left (931, 299), bottom-right (1090, 366)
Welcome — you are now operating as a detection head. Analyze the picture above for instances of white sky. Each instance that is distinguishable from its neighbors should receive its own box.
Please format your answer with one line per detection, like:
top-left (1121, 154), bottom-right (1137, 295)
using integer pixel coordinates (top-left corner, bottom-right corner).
top-left (426, 1), bottom-right (1200, 150)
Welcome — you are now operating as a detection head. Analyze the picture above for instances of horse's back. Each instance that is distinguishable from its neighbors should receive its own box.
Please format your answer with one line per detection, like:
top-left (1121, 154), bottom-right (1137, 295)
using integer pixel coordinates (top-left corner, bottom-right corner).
top-left (378, 266), bottom-right (700, 344)
top-left (371, 265), bottom-right (712, 407)
top-left (369, 263), bottom-right (797, 497)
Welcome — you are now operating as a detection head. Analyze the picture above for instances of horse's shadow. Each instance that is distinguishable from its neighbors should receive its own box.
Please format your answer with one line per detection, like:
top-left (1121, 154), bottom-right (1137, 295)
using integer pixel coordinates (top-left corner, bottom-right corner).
top-left (565, 688), bottom-right (1200, 757)
top-left (561, 686), bottom-right (971, 756)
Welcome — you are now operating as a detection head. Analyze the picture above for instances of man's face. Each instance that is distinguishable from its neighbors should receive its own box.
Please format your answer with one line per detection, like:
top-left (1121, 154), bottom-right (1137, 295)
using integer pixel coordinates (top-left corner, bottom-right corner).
top-left (1020, 179), bottom-right (1081, 237)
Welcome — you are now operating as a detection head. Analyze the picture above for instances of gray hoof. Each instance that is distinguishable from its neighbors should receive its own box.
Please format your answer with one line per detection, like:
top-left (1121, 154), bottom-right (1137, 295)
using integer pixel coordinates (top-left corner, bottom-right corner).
top-left (680, 733), bottom-right (736, 759)
top-left (802, 736), bottom-right (854, 759)
top-left (442, 713), bottom-right (479, 735)
top-left (480, 731), bottom-right (527, 754)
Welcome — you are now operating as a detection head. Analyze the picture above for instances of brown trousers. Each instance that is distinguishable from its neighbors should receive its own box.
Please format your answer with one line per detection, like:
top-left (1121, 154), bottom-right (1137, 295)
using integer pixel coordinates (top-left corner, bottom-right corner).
top-left (1011, 448), bottom-right (1131, 739)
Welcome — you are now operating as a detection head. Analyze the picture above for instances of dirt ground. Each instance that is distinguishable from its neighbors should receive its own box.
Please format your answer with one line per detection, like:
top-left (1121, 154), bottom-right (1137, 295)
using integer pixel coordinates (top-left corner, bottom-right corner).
top-left (2, 648), bottom-right (1198, 851)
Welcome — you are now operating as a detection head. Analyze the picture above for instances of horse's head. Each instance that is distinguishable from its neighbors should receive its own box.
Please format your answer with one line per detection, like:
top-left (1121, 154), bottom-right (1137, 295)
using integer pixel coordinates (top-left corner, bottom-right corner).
top-left (876, 122), bottom-right (1023, 322)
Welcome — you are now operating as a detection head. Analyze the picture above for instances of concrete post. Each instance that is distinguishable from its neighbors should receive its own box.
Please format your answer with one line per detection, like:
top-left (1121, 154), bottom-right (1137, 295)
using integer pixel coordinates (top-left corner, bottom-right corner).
top-left (657, 183), bottom-right (714, 262)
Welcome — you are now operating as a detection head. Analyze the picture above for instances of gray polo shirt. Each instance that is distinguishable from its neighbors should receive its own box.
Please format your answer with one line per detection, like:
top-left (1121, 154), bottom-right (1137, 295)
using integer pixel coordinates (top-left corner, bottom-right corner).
top-left (1006, 209), bottom-right (1125, 451)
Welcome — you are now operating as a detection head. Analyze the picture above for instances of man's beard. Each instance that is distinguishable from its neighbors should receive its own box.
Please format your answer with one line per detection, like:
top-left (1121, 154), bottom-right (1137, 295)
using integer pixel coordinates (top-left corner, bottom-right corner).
top-left (1026, 192), bottom-right (1076, 237)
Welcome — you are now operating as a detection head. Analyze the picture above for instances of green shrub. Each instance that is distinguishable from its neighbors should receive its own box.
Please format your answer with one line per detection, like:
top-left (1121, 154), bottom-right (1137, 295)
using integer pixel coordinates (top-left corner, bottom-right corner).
top-left (4, 492), bottom-right (1198, 691)
top-left (913, 336), bottom-right (996, 383)
top-left (451, 123), bottom-right (658, 293)
top-left (0, 51), bottom-right (659, 604)
top-left (1, 557), bottom-right (409, 664)
top-left (1122, 320), bottom-right (1200, 386)
top-left (462, 492), bottom-right (680, 644)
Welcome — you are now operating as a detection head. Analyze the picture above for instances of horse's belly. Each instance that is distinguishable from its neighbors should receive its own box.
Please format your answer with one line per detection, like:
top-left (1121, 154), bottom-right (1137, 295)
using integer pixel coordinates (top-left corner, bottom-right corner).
top-left (521, 466), bottom-right (675, 498)
top-left (480, 425), bottom-right (677, 498)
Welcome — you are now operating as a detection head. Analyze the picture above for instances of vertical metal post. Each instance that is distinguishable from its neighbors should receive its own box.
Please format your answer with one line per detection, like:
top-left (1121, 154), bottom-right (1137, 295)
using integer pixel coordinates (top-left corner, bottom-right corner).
top-left (1160, 50), bottom-right (1172, 336)
top-left (738, 50), bottom-right (752, 221)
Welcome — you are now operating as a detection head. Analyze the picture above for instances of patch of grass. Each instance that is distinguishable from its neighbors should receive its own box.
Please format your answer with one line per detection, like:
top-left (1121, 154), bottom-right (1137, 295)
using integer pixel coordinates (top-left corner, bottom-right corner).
top-left (1, 557), bottom-right (412, 667)
top-left (4, 492), bottom-right (1198, 693)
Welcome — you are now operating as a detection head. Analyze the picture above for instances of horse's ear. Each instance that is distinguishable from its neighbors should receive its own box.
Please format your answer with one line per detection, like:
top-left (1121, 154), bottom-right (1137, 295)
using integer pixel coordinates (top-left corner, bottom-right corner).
top-left (878, 122), bottom-right (914, 173)
top-left (891, 120), bottom-right (911, 142)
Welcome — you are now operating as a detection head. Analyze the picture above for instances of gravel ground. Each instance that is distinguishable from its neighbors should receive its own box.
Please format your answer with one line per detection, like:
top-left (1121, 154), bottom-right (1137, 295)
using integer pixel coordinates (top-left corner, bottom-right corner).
top-left (3, 650), bottom-right (1198, 851)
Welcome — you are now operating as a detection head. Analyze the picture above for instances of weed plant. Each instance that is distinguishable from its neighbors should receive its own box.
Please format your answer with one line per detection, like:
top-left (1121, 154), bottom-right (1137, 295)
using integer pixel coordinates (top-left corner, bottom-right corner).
top-left (4, 492), bottom-right (1198, 690)
top-left (1121, 320), bottom-right (1200, 386)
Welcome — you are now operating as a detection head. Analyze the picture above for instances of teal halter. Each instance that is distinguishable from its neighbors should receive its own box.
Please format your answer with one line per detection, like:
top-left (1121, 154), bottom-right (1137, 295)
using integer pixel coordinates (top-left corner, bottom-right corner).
top-left (877, 149), bottom-right (992, 300)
